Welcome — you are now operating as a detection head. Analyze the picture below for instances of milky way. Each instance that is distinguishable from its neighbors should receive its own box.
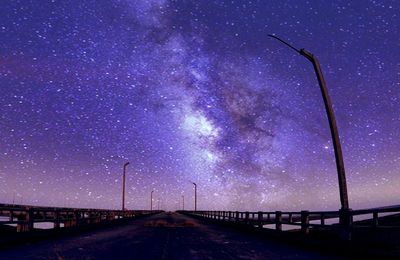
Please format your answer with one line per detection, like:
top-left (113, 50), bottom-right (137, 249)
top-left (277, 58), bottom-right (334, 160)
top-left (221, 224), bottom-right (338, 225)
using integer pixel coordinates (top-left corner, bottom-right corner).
top-left (0, 1), bottom-right (399, 211)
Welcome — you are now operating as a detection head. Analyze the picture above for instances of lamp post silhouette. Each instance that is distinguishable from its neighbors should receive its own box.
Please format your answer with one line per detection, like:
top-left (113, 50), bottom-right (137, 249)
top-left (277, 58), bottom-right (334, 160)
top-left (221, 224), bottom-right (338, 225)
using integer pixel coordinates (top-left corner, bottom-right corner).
top-left (192, 182), bottom-right (197, 211)
top-left (151, 190), bottom-right (154, 211)
top-left (268, 35), bottom-right (350, 222)
top-left (122, 162), bottom-right (130, 211)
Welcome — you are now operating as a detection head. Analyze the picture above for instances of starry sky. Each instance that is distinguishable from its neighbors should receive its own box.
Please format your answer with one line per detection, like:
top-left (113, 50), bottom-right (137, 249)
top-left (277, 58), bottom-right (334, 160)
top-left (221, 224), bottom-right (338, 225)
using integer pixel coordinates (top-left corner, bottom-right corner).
top-left (0, 0), bottom-right (399, 211)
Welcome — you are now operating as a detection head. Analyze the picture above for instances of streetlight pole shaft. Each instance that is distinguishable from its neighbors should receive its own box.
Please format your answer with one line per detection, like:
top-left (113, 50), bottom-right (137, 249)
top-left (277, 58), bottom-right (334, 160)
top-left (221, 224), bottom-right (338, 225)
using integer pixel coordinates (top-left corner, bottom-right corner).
top-left (122, 170), bottom-right (125, 211)
top-left (151, 191), bottom-right (154, 211)
top-left (193, 183), bottom-right (197, 211)
top-left (122, 162), bottom-right (129, 211)
top-left (300, 49), bottom-right (349, 210)
top-left (268, 35), bottom-right (349, 211)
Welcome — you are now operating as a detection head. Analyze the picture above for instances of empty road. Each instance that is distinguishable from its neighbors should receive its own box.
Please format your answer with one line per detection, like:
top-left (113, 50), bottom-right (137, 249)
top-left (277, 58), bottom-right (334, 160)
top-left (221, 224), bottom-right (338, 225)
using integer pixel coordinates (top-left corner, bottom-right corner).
top-left (0, 212), bottom-right (340, 259)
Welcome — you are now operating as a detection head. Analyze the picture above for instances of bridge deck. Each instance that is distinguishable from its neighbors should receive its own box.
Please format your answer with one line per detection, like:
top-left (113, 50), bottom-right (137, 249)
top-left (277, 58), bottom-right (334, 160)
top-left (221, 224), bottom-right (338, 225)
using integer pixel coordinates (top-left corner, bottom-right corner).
top-left (0, 212), bottom-right (341, 259)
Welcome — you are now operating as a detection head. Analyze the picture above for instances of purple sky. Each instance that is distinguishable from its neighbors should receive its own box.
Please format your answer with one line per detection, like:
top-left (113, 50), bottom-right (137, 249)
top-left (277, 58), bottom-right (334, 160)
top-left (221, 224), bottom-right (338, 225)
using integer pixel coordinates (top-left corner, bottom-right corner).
top-left (0, 0), bottom-right (399, 211)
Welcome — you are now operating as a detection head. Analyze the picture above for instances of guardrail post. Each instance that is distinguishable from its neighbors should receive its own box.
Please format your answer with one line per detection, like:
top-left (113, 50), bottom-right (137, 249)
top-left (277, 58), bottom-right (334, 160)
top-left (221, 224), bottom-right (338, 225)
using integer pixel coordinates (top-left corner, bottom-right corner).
top-left (17, 208), bottom-right (34, 232)
top-left (275, 211), bottom-right (282, 231)
top-left (373, 211), bottom-right (378, 227)
top-left (235, 211), bottom-right (239, 222)
top-left (9, 210), bottom-right (14, 222)
top-left (70, 211), bottom-right (75, 226)
top-left (28, 208), bottom-right (34, 231)
top-left (245, 211), bottom-right (249, 225)
top-left (54, 210), bottom-right (60, 229)
top-left (320, 213), bottom-right (325, 226)
top-left (85, 211), bottom-right (90, 222)
top-left (94, 212), bottom-right (100, 223)
top-left (301, 211), bottom-right (309, 234)
top-left (257, 211), bottom-right (263, 228)
top-left (64, 211), bottom-right (73, 227)
top-left (339, 208), bottom-right (353, 241)
top-left (75, 211), bottom-right (81, 226)
top-left (228, 211), bottom-right (232, 220)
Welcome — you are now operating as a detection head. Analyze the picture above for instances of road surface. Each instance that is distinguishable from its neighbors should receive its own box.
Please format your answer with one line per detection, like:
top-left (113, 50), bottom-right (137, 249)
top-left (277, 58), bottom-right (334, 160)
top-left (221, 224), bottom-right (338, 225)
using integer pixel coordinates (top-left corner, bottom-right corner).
top-left (0, 212), bottom-right (339, 259)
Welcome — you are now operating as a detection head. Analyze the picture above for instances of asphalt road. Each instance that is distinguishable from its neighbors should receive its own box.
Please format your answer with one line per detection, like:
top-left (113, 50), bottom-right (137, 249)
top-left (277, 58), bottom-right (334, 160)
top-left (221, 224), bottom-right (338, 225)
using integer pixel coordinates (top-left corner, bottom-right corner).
top-left (0, 212), bottom-right (339, 259)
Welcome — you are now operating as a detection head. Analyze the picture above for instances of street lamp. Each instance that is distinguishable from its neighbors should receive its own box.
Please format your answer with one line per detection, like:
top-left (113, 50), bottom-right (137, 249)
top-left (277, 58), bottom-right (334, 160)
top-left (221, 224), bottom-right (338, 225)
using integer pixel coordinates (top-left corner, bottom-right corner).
top-left (268, 35), bottom-right (350, 215)
top-left (192, 182), bottom-right (197, 211)
top-left (122, 162), bottom-right (130, 211)
top-left (151, 190), bottom-right (154, 211)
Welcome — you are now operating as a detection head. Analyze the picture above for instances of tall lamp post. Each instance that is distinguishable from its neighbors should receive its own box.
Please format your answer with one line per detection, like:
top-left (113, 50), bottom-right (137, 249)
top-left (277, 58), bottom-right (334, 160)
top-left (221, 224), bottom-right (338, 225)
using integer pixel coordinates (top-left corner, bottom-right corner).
top-left (192, 182), bottom-right (197, 211)
top-left (151, 190), bottom-right (154, 211)
top-left (122, 162), bottom-right (130, 211)
top-left (268, 35), bottom-right (350, 222)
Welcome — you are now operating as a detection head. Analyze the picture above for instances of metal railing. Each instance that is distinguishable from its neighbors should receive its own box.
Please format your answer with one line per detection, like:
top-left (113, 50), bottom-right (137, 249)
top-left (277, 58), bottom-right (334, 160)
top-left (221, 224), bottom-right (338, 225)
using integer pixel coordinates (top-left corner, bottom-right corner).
top-left (180, 205), bottom-right (400, 234)
top-left (0, 203), bottom-right (162, 232)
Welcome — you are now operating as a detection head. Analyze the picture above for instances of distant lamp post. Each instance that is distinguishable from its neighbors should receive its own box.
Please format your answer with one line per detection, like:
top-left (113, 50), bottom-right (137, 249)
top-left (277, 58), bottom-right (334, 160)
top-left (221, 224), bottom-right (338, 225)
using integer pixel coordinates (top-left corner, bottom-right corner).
top-left (192, 182), bottom-right (197, 211)
top-left (268, 34), bottom-right (350, 214)
top-left (182, 195), bottom-right (185, 210)
top-left (151, 190), bottom-right (154, 211)
top-left (122, 162), bottom-right (130, 211)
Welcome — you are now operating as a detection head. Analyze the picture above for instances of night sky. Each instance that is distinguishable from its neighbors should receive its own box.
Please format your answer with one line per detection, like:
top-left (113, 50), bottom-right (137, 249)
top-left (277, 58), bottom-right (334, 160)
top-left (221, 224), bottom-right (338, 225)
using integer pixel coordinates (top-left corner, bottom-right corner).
top-left (0, 1), bottom-right (399, 211)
